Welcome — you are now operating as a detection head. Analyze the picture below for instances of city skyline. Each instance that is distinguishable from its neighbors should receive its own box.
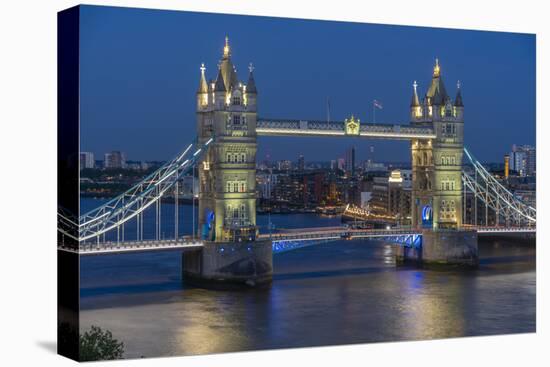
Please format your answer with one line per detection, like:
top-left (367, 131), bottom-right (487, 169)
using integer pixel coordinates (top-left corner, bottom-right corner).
top-left (79, 5), bottom-right (535, 162)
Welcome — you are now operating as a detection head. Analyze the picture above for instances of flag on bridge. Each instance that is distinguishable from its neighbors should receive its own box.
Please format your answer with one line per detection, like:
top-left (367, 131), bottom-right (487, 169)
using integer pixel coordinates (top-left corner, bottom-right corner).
top-left (373, 99), bottom-right (383, 109)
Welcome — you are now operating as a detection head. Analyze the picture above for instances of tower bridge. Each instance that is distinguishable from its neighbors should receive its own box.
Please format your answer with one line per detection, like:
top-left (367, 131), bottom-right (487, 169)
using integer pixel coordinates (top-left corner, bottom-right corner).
top-left (58, 38), bottom-right (536, 287)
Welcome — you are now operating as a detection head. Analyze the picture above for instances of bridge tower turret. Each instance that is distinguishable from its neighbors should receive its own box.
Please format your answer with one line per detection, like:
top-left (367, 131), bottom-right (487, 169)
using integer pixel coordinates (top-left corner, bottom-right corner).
top-left (411, 59), bottom-right (464, 229)
top-left (186, 37), bottom-right (272, 287)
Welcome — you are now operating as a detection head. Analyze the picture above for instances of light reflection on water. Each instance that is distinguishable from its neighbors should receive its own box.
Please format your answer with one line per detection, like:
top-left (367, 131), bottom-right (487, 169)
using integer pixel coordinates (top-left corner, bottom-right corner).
top-left (79, 239), bottom-right (535, 358)
top-left (78, 199), bottom-right (535, 358)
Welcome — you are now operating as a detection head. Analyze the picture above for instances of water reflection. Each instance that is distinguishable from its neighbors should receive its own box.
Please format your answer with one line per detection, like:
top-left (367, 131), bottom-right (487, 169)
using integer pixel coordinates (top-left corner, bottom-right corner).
top-left (397, 271), bottom-right (466, 339)
top-left (77, 202), bottom-right (535, 359)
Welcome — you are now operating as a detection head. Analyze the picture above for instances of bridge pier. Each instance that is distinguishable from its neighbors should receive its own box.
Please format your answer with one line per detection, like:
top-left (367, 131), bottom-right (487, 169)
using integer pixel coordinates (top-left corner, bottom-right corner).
top-left (182, 239), bottom-right (273, 288)
top-left (396, 229), bottom-right (478, 269)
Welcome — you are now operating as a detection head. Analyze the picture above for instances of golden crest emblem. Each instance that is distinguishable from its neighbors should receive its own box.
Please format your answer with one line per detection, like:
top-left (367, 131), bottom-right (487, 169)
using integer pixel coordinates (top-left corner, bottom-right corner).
top-left (344, 115), bottom-right (360, 135)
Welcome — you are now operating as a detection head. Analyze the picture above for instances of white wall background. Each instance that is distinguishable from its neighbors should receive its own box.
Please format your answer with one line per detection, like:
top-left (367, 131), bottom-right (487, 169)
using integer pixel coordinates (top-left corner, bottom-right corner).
top-left (0, 1), bottom-right (547, 366)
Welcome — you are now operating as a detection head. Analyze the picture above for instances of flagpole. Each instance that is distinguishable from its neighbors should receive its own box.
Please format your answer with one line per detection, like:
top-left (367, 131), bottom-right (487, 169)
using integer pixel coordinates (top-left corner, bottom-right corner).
top-left (327, 97), bottom-right (331, 124)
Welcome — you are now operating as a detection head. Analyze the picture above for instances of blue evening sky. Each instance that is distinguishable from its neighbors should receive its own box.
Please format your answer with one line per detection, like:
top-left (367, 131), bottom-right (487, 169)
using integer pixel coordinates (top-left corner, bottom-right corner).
top-left (79, 5), bottom-right (535, 163)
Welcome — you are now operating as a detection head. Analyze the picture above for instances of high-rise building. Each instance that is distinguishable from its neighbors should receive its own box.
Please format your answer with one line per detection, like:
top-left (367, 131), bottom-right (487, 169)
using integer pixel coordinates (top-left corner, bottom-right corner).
top-left (104, 151), bottom-right (126, 169)
top-left (256, 173), bottom-right (278, 199)
top-left (509, 145), bottom-right (535, 176)
top-left (504, 154), bottom-right (510, 179)
top-left (345, 146), bottom-right (356, 176)
top-left (337, 158), bottom-right (346, 171)
top-left (388, 170), bottom-right (412, 224)
top-left (297, 155), bottom-right (305, 171)
top-left (368, 170), bottom-right (412, 224)
top-left (79, 152), bottom-right (95, 169)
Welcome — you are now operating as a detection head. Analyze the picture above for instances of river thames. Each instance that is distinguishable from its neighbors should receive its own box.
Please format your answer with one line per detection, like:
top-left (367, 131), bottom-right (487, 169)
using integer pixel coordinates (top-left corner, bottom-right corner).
top-left (79, 198), bottom-right (535, 359)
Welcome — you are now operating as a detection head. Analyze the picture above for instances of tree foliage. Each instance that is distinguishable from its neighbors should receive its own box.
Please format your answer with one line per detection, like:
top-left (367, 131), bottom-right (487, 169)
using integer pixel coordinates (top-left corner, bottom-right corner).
top-left (79, 325), bottom-right (124, 361)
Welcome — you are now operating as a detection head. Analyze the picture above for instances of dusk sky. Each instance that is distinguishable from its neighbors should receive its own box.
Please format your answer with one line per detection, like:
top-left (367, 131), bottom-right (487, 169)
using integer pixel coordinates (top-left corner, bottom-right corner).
top-left (79, 5), bottom-right (536, 163)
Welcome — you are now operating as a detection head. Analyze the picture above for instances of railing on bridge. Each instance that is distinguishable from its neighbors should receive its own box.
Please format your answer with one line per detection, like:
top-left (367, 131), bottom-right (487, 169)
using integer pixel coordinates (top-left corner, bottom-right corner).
top-left (264, 227), bottom-right (423, 249)
top-left (466, 226), bottom-right (536, 234)
top-left (63, 237), bottom-right (204, 255)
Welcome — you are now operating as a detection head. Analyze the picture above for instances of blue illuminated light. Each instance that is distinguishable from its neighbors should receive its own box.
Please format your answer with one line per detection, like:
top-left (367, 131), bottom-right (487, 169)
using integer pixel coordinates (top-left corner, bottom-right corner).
top-left (271, 233), bottom-right (423, 255)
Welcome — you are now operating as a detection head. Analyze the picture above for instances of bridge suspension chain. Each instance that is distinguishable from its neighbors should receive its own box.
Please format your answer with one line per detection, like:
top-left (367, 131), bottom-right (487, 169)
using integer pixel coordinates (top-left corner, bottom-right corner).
top-left (58, 137), bottom-right (212, 246)
top-left (462, 147), bottom-right (536, 226)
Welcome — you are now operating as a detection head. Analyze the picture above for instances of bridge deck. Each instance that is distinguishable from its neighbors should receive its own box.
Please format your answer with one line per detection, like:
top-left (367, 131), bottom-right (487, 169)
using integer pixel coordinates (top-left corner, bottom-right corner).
top-left (58, 226), bottom-right (535, 255)
top-left (259, 228), bottom-right (421, 241)
top-left (59, 238), bottom-right (204, 256)
top-left (468, 226), bottom-right (536, 235)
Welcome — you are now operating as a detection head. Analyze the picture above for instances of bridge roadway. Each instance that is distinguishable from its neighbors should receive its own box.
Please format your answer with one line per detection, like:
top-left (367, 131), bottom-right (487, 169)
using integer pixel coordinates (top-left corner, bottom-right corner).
top-left (58, 226), bottom-right (535, 256)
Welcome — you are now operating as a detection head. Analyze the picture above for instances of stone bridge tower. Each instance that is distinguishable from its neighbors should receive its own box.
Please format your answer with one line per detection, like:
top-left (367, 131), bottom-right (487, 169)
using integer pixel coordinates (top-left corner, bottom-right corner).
top-left (185, 37), bottom-right (272, 287)
top-left (196, 36), bottom-right (259, 242)
top-left (410, 59), bottom-right (464, 230)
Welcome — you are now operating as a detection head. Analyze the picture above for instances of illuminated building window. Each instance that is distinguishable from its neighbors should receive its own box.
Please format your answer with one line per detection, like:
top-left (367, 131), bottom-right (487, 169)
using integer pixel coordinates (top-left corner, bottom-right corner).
top-left (232, 95), bottom-right (241, 105)
top-left (227, 153), bottom-right (232, 162)
top-left (225, 204), bottom-right (248, 225)
top-left (226, 180), bottom-right (246, 193)
top-left (233, 115), bottom-right (241, 125)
